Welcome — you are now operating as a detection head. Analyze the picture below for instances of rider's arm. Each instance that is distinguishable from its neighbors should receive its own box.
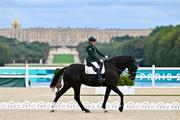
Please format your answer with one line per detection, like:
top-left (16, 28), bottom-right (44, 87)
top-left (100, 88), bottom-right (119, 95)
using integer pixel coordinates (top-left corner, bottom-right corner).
top-left (96, 47), bottom-right (105, 57)
top-left (87, 46), bottom-right (99, 59)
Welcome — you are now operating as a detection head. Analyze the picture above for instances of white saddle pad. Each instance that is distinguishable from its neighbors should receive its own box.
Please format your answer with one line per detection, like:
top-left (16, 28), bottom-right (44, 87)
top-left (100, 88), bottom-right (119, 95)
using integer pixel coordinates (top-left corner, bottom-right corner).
top-left (85, 63), bottom-right (105, 74)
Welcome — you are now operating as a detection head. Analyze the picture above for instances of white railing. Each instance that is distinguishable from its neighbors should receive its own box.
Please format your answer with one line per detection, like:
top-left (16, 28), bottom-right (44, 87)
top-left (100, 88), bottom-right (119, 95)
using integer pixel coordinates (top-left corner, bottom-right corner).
top-left (136, 65), bottom-right (180, 87)
top-left (0, 64), bottom-right (61, 87)
top-left (0, 64), bottom-right (180, 87)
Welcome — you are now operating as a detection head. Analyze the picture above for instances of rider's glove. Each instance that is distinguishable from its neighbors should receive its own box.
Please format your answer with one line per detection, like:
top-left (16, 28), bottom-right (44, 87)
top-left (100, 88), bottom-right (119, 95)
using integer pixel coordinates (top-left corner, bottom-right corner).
top-left (105, 55), bottom-right (108, 59)
top-left (100, 59), bottom-right (103, 62)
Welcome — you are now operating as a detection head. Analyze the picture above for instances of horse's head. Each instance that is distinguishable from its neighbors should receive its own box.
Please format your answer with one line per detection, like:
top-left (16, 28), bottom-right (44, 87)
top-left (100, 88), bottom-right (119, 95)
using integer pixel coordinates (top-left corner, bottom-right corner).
top-left (127, 59), bottom-right (138, 80)
top-left (107, 56), bottom-right (139, 81)
top-left (127, 58), bottom-right (144, 80)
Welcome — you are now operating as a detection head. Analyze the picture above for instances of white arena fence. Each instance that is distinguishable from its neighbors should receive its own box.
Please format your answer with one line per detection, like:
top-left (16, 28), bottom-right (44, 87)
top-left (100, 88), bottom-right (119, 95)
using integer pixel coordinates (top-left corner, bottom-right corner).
top-left (0, 64), bottom-right (180, 87)
top-left (0, 101), bottom-right (179, 110)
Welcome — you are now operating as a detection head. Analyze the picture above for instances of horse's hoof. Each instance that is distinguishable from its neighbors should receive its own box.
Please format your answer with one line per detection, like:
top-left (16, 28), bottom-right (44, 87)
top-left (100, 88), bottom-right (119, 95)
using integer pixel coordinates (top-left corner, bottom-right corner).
top-left (84, 110), bottom-right (90, 113)
top-left (104, 110), bottom-right (108, 113)
top-left (119, 107), bottom-right (123, 112)
top-left (50, 110), bottom-right (55, 113)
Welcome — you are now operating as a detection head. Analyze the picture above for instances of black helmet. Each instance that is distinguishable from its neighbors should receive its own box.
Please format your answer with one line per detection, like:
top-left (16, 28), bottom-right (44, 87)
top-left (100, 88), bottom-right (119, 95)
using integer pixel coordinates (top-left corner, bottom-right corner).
top-left (88, 36), bottom-right (97, 43)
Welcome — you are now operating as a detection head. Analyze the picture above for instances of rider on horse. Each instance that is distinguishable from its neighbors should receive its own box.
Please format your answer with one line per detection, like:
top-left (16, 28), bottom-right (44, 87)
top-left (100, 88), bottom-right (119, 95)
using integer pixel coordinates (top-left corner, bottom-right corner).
top-left (86, 36), bottom-right (108, 83)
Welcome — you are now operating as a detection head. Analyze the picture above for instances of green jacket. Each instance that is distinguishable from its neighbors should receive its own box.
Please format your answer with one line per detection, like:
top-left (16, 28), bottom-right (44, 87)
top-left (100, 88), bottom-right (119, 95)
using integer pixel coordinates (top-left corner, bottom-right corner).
top-left (86, 44), bottom-right (105, 62)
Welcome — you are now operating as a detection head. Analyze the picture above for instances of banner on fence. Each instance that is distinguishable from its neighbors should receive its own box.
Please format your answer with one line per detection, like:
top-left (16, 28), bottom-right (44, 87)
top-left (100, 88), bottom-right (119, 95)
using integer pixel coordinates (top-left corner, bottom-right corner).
top-left (0, 78), bottom-right (25, 87)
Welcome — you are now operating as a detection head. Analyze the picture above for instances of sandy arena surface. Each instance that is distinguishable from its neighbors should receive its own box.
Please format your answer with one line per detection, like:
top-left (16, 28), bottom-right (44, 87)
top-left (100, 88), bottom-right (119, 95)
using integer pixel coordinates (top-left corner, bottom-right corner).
top-left (0, 110), bottom-right (180, 120)
top-left (0, 88), bottom-right (180, 120)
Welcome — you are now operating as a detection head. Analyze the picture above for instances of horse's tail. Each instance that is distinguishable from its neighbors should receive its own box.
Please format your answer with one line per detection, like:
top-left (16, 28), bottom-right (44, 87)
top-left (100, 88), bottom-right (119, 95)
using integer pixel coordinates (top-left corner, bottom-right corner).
top-left (50, 67), bottom-right (67, 90)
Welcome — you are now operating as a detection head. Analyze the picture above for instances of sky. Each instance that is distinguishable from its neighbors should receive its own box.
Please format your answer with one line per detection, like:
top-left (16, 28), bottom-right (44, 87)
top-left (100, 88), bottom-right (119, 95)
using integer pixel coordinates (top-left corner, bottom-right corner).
top-left (0, 0), bottom-right (179, 29)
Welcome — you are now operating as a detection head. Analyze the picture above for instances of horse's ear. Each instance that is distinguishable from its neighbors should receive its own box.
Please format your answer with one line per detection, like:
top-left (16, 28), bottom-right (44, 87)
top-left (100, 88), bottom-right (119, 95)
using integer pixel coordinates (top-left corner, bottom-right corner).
top-left (134, 58), bottom-right (144, 66)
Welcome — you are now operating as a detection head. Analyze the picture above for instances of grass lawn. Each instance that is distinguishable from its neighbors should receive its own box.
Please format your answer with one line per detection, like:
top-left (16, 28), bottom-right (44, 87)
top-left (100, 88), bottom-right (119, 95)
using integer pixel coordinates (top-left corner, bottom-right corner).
top-left (53, 54), bottom-right (74, 64)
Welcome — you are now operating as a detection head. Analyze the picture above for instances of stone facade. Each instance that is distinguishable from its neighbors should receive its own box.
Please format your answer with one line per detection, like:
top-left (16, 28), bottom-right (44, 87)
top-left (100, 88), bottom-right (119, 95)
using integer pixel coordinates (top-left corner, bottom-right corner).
top-left (0, 28), bottom-right (152, 46)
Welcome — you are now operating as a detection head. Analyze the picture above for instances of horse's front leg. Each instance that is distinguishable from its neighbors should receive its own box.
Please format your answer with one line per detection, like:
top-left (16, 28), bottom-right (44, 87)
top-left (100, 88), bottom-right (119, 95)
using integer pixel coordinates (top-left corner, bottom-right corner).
top-left (73, 84), bottom-right (90, 113)
top-left (111, 86), bottom-right (124, 112)
top-left (102, 87), bottom-right (111, 112)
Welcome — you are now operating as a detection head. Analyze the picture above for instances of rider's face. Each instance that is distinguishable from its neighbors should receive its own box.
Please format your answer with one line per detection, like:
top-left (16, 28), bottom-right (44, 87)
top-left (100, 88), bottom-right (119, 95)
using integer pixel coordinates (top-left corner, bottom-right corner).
top-left (91, 41), bottom-right (96, 45)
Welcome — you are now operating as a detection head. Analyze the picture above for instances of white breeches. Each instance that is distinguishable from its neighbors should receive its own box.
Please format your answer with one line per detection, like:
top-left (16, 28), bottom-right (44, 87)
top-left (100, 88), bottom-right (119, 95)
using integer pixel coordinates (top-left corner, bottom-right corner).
top-left (91, 62), bottom-right (100, 69)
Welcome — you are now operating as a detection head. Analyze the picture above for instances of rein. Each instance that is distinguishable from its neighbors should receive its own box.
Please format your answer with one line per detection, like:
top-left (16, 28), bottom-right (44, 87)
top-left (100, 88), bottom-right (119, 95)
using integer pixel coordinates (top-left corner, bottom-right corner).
top-left (107, 63), bottom-right (128, 74)
top-left (105, 59), bottom-right (136, 75)
top-left (107, 64), bottom-right (137, 76)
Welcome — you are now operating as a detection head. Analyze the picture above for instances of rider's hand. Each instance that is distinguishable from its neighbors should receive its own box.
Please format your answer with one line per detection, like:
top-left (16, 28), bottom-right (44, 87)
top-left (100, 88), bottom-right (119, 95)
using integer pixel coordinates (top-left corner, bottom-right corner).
top-left (100, 59), bottom-right (103, 62)
top-left (105, 55), bottom-right (108, 59)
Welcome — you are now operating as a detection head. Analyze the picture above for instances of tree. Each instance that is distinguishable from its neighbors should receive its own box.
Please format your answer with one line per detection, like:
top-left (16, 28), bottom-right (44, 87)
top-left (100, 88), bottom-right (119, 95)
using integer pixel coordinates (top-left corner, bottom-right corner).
top-left (0, 44), bottom-right (11, 66)
top-left (111, 35), bottom-right (134, 42)
top-left (77, 42), bottom-right (88, 62)
top-left (77, 36), bottom-right (146, 64)
top-left (0, 36), bottom-right (50, 64)
top-left (144, 25), bottom-right (180, 67)
top-left (120, 39), bottom-right (145, 58)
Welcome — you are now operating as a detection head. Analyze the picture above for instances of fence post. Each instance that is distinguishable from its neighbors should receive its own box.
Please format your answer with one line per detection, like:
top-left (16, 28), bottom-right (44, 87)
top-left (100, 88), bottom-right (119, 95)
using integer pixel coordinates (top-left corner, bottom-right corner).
top-left (152, 64), bottom-right (155, 87)
top-left (25, 64), bottom-right (29, 87)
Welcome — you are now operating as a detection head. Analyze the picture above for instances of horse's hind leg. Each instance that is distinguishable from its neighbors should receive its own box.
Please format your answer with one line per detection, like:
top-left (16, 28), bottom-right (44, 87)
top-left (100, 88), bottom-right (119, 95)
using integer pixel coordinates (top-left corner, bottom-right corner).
top-left (73, 84), bottom-right (90, 113)
top-left (50, 84), bottom-right (71, 112)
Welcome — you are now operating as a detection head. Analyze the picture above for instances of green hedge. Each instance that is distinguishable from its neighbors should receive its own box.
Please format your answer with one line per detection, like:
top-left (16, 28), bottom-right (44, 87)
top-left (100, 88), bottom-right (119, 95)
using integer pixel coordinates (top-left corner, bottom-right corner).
top-left (117, 75), bottom-right (134, 86)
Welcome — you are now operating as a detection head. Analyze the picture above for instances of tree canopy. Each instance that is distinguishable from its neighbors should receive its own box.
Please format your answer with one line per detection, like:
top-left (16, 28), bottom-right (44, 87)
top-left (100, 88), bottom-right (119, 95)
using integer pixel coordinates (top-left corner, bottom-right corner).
top-left (0, 36), bottom-right (50, 65)
top-left (144, 25), bottom-right (180, 67)
top-left (77, 25), bottom-right (180, 67)
top-left (77, 35), bottom-right (145, 64)
top-left (0, 44), bottom-right (11, 66)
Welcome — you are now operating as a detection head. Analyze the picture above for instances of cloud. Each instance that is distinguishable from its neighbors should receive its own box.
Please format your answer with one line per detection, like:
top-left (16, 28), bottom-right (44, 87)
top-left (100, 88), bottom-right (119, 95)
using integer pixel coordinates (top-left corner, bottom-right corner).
top-left (0, 0), bottom-right (179, 28)
top-left (1, 0), bottom-right (179, 8)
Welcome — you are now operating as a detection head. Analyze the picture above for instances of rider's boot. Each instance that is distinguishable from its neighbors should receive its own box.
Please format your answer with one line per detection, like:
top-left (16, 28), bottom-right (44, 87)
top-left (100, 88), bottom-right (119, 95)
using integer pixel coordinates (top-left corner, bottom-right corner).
top-left (97, 68), bottom-right (105, 84)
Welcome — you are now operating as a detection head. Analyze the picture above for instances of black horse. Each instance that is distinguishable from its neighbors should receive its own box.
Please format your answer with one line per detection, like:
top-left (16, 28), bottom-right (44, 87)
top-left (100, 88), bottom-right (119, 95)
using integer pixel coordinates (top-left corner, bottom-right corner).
top-left (50, 56), bottom-right (138, 113)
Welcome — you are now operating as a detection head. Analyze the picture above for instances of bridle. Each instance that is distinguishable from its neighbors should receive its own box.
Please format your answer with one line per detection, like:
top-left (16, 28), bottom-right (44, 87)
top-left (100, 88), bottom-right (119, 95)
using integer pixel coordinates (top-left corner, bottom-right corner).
top-left (104, 57), bottom-right (138, 77)
top-left (108, 64), bottom-right (134, 74)
top-left (106, 62), bottom-right (137, 76)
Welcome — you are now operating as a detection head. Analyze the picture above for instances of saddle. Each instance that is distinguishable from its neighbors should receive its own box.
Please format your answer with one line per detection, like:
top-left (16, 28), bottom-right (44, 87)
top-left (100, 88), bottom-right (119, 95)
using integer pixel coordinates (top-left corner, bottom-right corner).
top-left (85, 62), bottom-right (105, 74)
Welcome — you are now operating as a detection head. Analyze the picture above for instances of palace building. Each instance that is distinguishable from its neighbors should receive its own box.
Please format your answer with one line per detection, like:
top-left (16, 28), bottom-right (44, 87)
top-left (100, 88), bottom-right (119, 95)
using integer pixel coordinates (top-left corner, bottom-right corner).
top-left (0, 19), bottom-right (152, 46)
